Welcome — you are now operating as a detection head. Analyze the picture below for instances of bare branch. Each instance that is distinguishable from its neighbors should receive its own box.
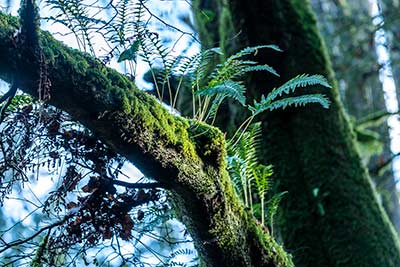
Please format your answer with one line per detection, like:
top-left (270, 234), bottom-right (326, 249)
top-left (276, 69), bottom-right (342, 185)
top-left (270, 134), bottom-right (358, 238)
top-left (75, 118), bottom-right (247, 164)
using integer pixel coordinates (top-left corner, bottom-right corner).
top-left (0, 217), bottom-right (68, 254)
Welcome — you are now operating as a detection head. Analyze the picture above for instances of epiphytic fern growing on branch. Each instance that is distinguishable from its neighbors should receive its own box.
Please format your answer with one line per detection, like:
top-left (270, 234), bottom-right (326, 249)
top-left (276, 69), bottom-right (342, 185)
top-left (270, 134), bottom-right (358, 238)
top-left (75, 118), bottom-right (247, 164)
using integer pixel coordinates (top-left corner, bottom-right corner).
top-left (227, 123), bottom-right (286, 233)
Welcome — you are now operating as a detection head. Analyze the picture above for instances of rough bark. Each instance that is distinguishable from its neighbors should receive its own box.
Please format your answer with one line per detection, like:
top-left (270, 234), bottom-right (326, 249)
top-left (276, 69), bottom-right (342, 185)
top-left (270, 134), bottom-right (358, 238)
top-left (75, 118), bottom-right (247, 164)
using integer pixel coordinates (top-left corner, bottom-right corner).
top-left (193, 0), bottom-right (400, 266)
top-left (0, 13), bottom-right (293, 267)
top-left (311, 0), bottom-right (400, 234)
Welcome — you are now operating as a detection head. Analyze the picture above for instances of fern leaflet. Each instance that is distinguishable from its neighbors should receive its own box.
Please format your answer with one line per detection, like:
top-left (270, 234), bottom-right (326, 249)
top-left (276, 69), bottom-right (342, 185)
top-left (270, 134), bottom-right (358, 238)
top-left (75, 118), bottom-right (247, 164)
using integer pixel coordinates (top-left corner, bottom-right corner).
top-left (194, 80), bottom-right (246, 105)
top-left (265, 74), bottom-right (331, 103)
top-left (249, 94), bottom-right (330, 116)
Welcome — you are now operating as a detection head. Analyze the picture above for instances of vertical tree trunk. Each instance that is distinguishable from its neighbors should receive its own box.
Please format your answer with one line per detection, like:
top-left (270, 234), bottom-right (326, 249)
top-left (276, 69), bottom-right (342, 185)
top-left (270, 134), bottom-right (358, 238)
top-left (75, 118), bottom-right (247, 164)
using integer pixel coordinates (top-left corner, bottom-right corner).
top-left (311, 0), bottom-right (400, 234)
top-left (193, 0), bottom-right (400, 266)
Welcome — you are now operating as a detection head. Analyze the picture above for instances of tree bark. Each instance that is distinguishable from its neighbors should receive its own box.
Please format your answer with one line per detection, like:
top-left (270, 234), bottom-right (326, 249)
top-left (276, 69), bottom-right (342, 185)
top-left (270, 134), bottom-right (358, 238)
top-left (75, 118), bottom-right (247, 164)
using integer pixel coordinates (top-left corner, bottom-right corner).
top-left (0, 13), bottom-right (293, 267)
top-left (192, 0), bottom-right (400, 266)
top-left (311, 0), bottom-right (400, 234)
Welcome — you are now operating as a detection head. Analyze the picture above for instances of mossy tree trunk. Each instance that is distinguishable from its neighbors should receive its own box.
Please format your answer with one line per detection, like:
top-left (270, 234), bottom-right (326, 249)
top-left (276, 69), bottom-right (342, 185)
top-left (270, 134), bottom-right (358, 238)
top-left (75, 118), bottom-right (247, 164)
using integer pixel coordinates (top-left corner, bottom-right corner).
top-left (0, 12), bottom-right (294, 267)
top-left (193, 0), bottom-right (400, 266)
top-left (311, 0), bottom-right (400, 234)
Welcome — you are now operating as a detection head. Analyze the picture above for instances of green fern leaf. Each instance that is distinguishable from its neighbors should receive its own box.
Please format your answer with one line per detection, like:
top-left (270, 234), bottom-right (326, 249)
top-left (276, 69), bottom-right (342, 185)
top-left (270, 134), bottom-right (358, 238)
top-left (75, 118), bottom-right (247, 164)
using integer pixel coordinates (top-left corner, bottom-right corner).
top-left (243, 64), bottom-right (280, 77)
top-left (249, 94), bottom-right (330, 116)
top-left (117, 39), bottom-right (141, 62)
top-left (265, 74), bottom-right (331, 103)
top-left (229, 45), bottom-right (282, 60)
top-left (195, 80), bottom-right (246, 105)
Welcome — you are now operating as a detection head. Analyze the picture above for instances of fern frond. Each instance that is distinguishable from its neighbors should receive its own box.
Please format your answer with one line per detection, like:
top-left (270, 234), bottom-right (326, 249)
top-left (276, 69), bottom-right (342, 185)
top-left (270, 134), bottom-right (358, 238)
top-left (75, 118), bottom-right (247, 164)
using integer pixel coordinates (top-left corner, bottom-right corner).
top-left (243, 64), bottom-right (280, 77)
top-left (265, 74), bottom-right (331, 103)
top-left (266, 192), bottom-right (287, 222)
top-left (209, 47), bottom-right (281, 84)
top-left (176, 48), bottom-right (222, 78)
top-left (46, 0), bottom-right (98, 54)
top-left (252, 164), bottom-right (273, 197)
top-left (227, 155), bottom-right (247, 198)
top-left (249, 94), bottom-right (330, 116)
top-left (191, 48), bottom-right (223, 88)
top-left (228, 45), bottom-right (282, 61)
top-left (195, 80), bottom-right (246, 105)
top-left (169, 248), bottom-right (196, 259)
top-left (227, 123), bottom-right (263, 206)
top-left (104, 0), bottom-right (136, 47)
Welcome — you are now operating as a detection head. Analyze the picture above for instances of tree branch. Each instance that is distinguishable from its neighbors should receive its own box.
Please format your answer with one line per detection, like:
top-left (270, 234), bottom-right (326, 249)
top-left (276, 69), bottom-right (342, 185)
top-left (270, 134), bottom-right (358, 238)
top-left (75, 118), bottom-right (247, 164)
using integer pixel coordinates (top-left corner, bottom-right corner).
top-left (107, 178), bottom-right (165, 189)
top-left (369, 152), bottom-right (400, 176)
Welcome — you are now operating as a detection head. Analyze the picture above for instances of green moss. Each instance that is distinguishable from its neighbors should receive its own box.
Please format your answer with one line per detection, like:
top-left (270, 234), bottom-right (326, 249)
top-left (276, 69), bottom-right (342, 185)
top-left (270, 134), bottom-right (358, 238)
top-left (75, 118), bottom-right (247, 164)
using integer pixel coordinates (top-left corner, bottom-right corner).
top-left (248, 219), bottom-right (294, 267)
top-left (188, 120), bottom-right (226, 166)
top-left (0, 13), bottom-right (18, 38)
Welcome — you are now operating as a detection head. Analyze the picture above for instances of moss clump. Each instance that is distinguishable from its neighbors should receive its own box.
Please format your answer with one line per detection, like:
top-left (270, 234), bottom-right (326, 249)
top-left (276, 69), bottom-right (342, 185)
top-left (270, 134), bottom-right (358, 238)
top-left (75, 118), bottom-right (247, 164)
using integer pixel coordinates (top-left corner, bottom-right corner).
top-left (247, 219), bottom-right (294, 267)
top-left (125, 91), bottom-right (198, 159)
top-left (0, 13), bottom-right (18, 38)
top-left (188, 120), bottom-right (226, 166)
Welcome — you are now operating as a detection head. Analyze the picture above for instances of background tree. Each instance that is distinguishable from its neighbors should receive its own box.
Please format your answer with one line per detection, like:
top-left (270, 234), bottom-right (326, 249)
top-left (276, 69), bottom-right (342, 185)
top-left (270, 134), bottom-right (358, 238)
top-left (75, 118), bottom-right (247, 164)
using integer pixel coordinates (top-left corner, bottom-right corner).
top-left (311, 0), bottom-right (400, 233)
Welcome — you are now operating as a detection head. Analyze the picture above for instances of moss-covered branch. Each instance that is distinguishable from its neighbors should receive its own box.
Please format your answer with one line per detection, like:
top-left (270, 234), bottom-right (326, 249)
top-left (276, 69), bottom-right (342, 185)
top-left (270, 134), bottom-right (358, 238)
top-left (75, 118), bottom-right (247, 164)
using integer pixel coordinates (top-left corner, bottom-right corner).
top-left (0, 12), bottom-right (292, 267)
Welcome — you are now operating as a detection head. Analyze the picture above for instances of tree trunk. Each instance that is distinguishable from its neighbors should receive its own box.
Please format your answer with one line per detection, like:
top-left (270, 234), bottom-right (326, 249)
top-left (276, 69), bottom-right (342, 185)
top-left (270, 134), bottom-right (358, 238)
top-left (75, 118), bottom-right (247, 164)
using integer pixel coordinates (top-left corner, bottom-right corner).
top-left (192, 0), bottom-right (400, 266)
top-left (311, 0), bottom-right (400, 234)
top-left (0, 13), bottom-right (293, 267)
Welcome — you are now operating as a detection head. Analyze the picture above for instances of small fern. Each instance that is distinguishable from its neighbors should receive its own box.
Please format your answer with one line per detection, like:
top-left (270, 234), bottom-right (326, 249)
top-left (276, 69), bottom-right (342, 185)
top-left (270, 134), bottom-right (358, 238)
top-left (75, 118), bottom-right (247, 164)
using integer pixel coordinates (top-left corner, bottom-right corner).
top-left (228, 123), bottom-right (262, 209)
top-left (252, 164), bottom-right (273, 225)
top-left (227, 123), bottom-right (285, 231)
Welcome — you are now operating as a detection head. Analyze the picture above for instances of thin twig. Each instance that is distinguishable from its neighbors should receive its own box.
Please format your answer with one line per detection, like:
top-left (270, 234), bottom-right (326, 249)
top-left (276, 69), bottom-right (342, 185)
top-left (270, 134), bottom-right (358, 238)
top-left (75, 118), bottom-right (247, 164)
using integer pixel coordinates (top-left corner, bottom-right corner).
top-left (0, 217), bottom-right (69, 254)
top-left (106, 178), bottom-right (165, 189)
